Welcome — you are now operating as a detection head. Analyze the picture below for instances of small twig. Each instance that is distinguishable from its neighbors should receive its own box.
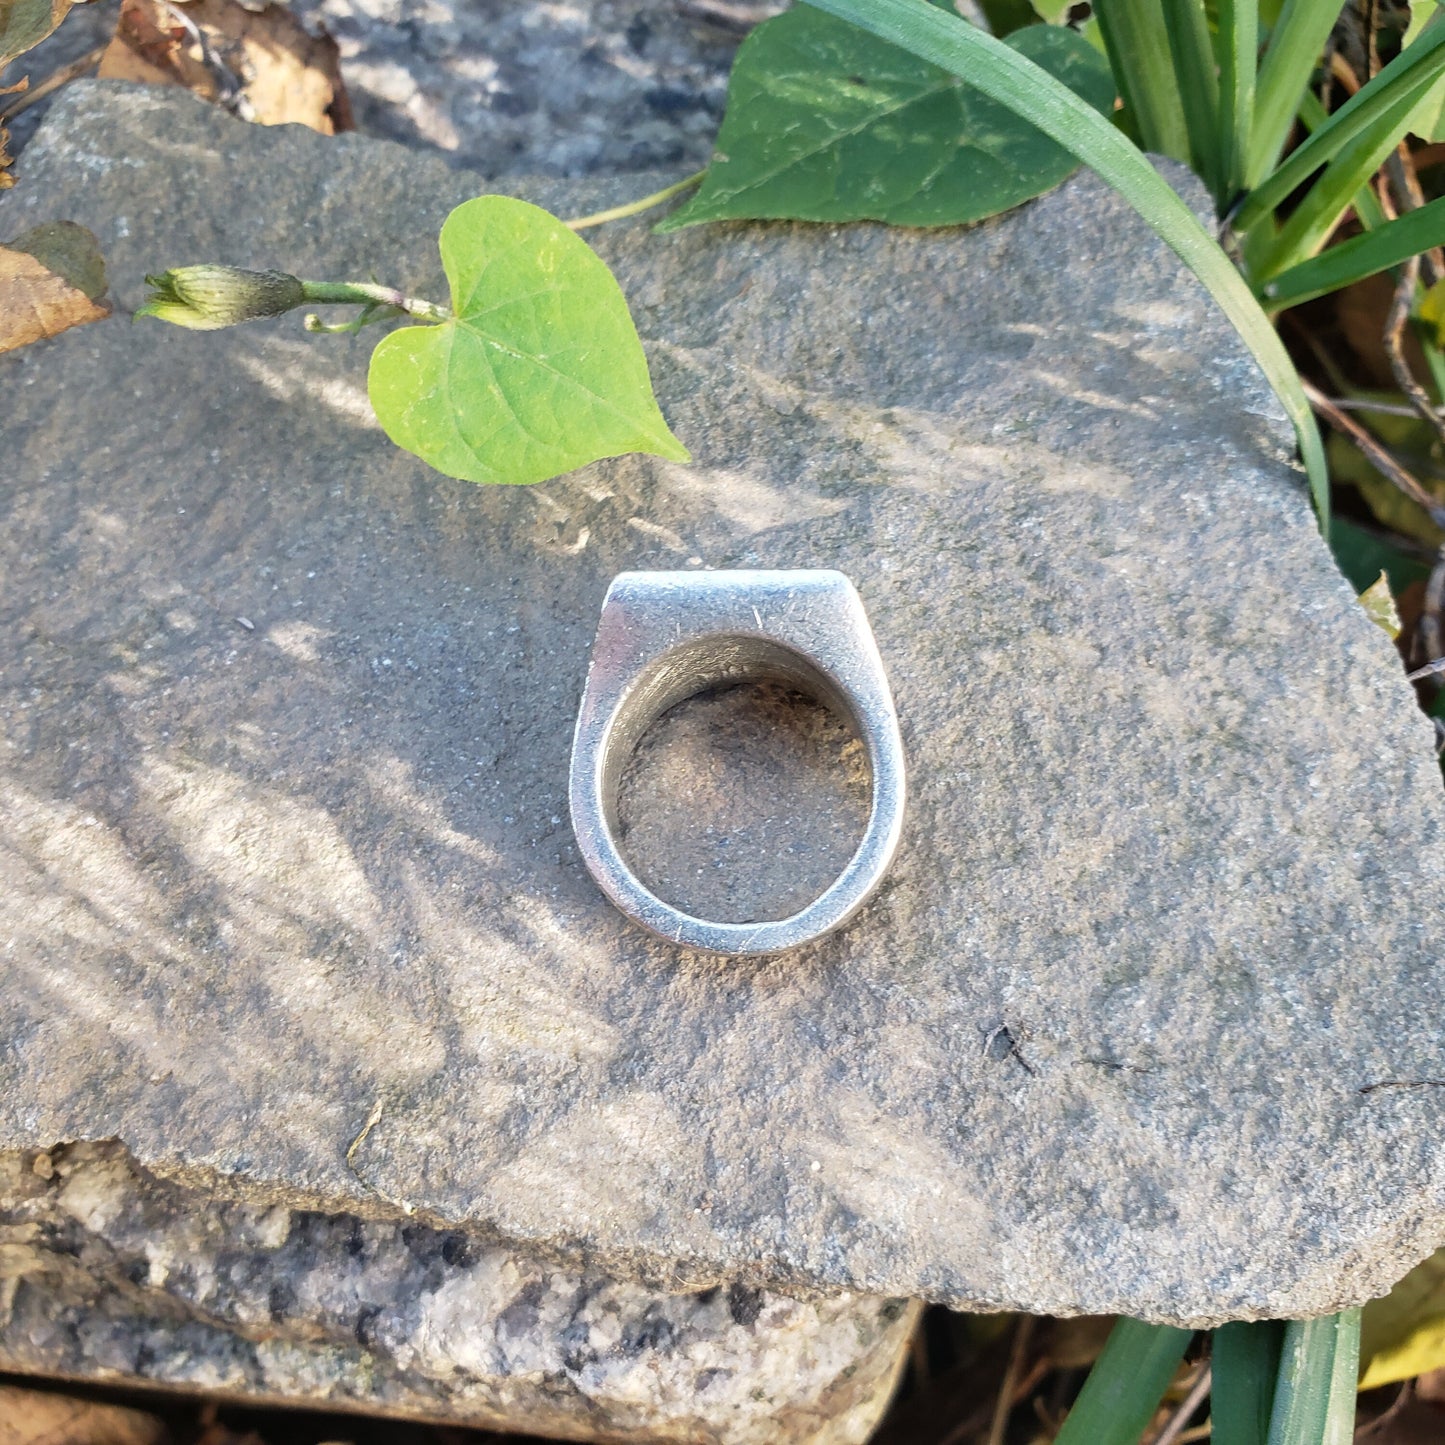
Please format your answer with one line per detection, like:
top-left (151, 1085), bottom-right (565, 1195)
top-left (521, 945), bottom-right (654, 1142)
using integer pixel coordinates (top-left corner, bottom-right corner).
top-left (565, 169), bottom-right (706, 231)
top-left (301, 280), bottom-right (450, 322)
top-left (1328, 53), bottom-right (1360, 95)
top-left (1382, 254), bottom-right (1445, 448)
top-left (1282, 310), bottom-right (1355, 395)
top-left (1328, 397), bottom-right (1445, 420)
top-left (985, 1316), bottom-right (1036, 1445)
top-left (1356, 1378), bottom-right (1414, 1439)
top-left (0, 45), bottom-right (106, 123)
top-left (1150, 1367), bottom-right (1212, 1445)
top-left (932, 1353), bottom-right (1051, 1445)
top-left (1302, 378), bottom-right (1445, 523)
top-left (1387, 146), bottom-right (1445, 289)
top-left (304, 302), bottom-right (400, 334)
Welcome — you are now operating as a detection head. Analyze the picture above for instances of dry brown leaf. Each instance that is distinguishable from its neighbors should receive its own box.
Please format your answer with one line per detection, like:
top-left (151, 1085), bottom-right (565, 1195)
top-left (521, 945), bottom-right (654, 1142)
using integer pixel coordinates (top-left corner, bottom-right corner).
top-left (0, 219), bottom-right (111, 354)
top-left (98, 0), bottom-right (350, 133)
top-left (0, 1383), bottom-right (168, 1445)
top-left (0, 77), bottom-right (22, 189)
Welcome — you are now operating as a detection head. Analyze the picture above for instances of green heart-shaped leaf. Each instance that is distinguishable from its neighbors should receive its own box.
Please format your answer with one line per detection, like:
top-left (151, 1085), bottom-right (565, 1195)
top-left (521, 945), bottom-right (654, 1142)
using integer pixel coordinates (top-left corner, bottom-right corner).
top-left (369, 196), bottom-right (688, 486)
top-left (657, 10), bottom-right (1115, 230)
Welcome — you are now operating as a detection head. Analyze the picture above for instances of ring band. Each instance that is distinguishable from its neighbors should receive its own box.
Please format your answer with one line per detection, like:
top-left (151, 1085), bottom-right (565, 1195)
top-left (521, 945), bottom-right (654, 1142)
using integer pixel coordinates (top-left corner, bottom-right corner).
top-left (568, 570), bottom-right (906, 955)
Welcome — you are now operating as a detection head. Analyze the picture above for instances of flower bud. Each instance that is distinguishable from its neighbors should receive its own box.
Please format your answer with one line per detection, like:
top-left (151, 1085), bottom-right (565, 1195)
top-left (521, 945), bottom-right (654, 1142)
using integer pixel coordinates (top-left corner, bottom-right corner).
top-left (137, 265), bottom-right (306, 330)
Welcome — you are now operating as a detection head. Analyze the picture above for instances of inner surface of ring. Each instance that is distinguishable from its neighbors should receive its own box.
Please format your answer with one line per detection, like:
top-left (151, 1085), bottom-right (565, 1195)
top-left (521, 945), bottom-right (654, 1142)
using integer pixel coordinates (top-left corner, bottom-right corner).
top-left (608, 636), bottom-right (873, 925)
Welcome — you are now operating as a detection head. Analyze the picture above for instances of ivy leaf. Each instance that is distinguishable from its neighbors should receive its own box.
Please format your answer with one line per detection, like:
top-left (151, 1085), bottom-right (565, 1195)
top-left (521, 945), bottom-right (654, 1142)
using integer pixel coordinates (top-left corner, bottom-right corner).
top-left (368, 196), bottom-right (688, 487)
top-left (657, 9), bottom-right (1115, 231)
top-left (1, 0), bottom-right (73, 70)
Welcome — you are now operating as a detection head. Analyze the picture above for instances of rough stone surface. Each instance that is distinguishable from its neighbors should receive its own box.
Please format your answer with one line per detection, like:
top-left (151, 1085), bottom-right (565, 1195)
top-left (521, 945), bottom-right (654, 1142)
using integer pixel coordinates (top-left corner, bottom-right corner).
top-left (3, 84), bottom-right (1445, 1334)
top-left (619, 680), bottom-right (871, 924)
top-left (0, 1143), bottom-right (915, 1442)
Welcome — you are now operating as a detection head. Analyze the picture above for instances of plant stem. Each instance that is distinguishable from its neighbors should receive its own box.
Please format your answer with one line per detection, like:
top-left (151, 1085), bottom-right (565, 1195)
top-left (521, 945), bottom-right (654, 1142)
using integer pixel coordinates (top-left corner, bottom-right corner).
top-left (985, 1314), bottom-right (1034, 1445)
top-left (1213, 1320), bottom-right (1286, 1445)
top-left (564, 170), bottom-right (707, 230)
top-left (304, 302), bottom-right (401, 335)
top-left (1303, 378), bottom-right (1445, 522)
top-left (1264, 1310), bottom-right (1360, 1445)
top-left (1151, 1365), bottom-right (1211, 1445)
top-left (1051, 1317), bottom-right (1194, 1445)
top-left (0, 44), bottom-right (106, 123)
top-left (300, 280), bottom-right (451, 321)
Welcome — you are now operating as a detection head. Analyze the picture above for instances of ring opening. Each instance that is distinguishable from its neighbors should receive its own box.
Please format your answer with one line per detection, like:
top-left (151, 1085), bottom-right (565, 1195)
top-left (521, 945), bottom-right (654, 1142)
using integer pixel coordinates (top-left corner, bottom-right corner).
top-left (609, 638), bottom-right (872, 925)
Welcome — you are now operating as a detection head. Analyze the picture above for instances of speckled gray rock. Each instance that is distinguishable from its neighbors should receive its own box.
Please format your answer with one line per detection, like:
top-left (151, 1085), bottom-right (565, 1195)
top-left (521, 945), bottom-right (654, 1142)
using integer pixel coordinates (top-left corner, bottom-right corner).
top-left (0, 1143), bottom-right (915, 1442)
top-left (3, 83), bottom-right (1445, 1338)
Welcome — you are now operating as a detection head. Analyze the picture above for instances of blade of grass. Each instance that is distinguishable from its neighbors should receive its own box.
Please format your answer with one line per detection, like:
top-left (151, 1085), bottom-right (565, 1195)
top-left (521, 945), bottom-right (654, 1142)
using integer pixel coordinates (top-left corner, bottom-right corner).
top-left (802, 0), bottom-right (1331, 525)
top-left (1212, 1320), bottom-right (1286, 1445)
top-left (1236, 11), bottom-right (1445, 232)
top-left (1093, 0), bottom-right (1192, 160)
top-left (1217, 0), bottom-right (1258, 204)
top-left (1254, 86), bottom-right (1424, 278)
top-left (1247, 0), bottom-right (1348, 187)
top-left (1162, 0), bottom-right (1223, 196)
top-left (1052, 1317), bottom-right (1194, 1444)
top-left (1265, 1309), bottom-right (1361, 1445)
top-left (1263, 193), bottom-right (1445, 307)
top-left (1297, 89), bottom-right (1389, 229)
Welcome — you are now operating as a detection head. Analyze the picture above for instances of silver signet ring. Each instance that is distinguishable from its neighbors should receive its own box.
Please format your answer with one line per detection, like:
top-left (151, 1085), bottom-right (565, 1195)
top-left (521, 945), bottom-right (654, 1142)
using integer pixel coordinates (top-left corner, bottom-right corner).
top-left (568, 570), bottom-right (906, 956)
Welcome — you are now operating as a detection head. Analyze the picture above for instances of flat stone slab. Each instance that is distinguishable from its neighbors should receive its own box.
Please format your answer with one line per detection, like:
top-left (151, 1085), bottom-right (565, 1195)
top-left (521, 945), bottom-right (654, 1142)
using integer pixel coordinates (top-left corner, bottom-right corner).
top-left (3, 83), bottom-right (1445, 1329)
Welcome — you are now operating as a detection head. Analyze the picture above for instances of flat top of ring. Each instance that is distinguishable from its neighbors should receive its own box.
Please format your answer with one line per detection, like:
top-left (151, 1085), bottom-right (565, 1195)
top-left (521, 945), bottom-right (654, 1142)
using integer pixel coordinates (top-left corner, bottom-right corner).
top-left (570, 568), bottom-right (905, 956)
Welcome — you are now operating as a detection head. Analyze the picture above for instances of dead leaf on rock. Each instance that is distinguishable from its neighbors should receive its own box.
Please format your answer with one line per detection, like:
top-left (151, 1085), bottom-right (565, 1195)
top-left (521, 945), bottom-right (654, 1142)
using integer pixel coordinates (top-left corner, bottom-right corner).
top-left (98, 0), bottom-right (351, 133)
top-left (0, 219), bottom-right (111, 353)
top-left (0, 0), bottom-right (73, 71)
top-left (0, 77), bottom-right (23, 189)
top-left (0, 1382), bottom-right (168, 1445)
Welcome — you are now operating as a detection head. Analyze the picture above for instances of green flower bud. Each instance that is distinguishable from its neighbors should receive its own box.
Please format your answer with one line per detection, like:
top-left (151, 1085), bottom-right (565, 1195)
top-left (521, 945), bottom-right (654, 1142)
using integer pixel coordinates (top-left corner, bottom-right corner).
top-left (136, 265), bottom-right (306, 330)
